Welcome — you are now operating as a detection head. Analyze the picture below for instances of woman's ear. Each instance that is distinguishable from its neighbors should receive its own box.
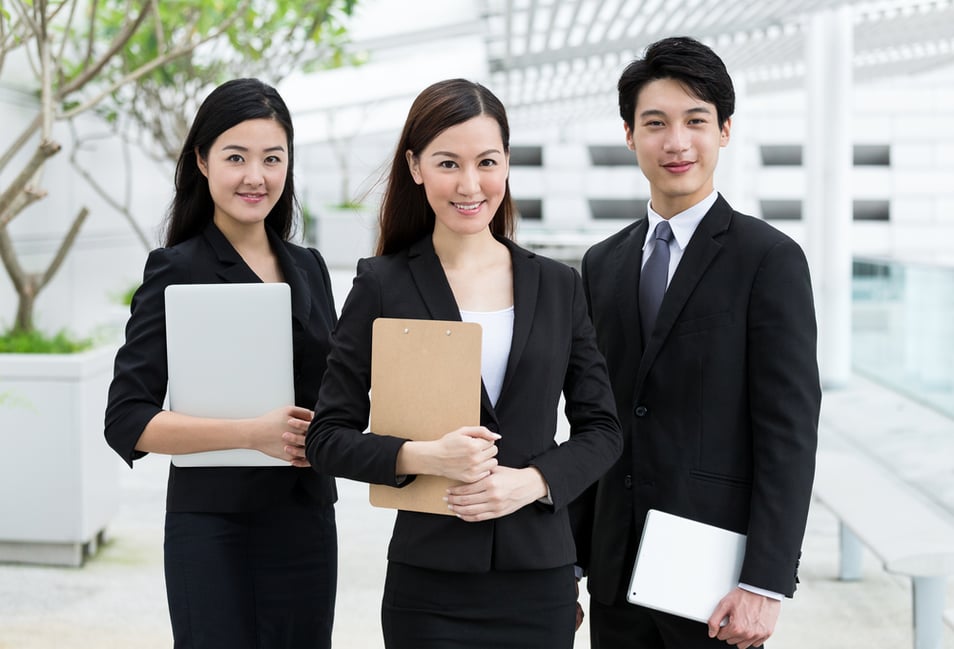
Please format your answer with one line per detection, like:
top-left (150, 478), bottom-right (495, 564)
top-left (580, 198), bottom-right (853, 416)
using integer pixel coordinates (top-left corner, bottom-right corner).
top-left (405, 150), bottom-right (422, 185)
top-left (196, 147), bottom-right (209, 178)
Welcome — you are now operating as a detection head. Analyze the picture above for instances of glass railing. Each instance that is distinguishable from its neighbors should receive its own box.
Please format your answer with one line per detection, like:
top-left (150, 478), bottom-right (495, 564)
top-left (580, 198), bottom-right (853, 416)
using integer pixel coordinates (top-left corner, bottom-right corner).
top-left (853, 257), bottom-right (954, 417)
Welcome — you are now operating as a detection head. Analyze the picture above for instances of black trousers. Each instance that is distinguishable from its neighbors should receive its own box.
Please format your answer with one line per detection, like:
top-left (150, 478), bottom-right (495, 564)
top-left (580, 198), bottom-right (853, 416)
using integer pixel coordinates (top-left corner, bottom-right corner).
top-left (382, 561), bottom-right (577, 649)
top-left (164, 499), bottom-right (337, 649)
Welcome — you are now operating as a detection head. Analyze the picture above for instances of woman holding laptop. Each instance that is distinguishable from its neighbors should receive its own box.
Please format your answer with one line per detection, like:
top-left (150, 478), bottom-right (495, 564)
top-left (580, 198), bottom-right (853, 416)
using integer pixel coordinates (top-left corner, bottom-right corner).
top-left (306, 78), bottom-right (622, 649)
top-left (105, 79), bottom-right (338, 648)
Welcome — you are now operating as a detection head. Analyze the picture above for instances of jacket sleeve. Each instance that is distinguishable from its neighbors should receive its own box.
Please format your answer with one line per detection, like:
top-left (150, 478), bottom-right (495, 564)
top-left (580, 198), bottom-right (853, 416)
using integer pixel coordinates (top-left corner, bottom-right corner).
top-left (104, 247), bottom-right (190, 467)
top-left (305, 258), bottom-right (409, 486)
top-left (740, 238), bottom-right (820, 596)
top-left (529, 267), bottom-right (623, 511)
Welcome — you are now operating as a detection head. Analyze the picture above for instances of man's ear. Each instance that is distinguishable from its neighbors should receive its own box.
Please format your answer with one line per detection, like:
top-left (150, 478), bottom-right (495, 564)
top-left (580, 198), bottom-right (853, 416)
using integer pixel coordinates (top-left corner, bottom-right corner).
top-left (196, 147), bottom-right (209, 178)
top-left (623, 122), bottom-right (636, 152)
top-left (720, 117), bottom-right (732, 147)
top-left (405, 150), bottom-right (422, 184)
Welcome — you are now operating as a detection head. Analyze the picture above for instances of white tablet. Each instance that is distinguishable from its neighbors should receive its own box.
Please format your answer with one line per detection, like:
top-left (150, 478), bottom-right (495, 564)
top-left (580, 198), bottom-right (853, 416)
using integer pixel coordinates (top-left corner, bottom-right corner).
top-left (627, 509), bottom-right (747, 623)
top-left (165, 282), bottom-right (295, 467)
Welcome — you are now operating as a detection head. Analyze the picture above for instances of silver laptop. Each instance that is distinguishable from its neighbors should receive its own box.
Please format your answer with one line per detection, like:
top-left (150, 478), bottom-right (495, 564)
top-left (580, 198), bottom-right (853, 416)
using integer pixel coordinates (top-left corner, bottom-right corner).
top-left (165, 283), bottom-right (295, 467)
top-left (627, 509), bottom-right (747, 624)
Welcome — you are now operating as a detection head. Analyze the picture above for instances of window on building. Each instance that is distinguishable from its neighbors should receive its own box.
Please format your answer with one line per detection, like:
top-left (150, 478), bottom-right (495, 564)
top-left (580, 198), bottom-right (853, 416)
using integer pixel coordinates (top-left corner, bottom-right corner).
top-left (588, 146), bottom-right (635, 166)
top-left (760, 199), bottom-right (802, 220)
top-left (760, 145), bottom-right (803, 166)
top-left (510, 146), bottom-right (543, 166)
top-left (515, 198), bottom-right (542, 220)
top-left (589, 198), bottom-right (644, 220)
top-left (853, 199), bottom-right (890, 221)
top-left (853, 145), bottom-right (891, 166)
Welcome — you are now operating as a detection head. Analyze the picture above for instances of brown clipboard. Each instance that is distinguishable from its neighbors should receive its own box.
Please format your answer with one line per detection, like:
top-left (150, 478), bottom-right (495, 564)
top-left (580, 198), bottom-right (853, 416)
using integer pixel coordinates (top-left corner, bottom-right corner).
top-left (369, 317), bottom-right (482, 515)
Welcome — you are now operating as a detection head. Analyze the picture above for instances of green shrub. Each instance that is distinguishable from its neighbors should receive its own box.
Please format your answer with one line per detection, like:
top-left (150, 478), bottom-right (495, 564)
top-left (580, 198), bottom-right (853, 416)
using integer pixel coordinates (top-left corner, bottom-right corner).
top-left (0, 329), bottom-right (94, 354)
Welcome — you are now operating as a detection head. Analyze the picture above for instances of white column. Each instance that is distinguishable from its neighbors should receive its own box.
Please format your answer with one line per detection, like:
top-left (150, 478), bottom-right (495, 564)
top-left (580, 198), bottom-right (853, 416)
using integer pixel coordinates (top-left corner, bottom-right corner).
top-left (717, 75), bottom-right (756, 217)
top-left (804, 7), bottom-right (853, 388)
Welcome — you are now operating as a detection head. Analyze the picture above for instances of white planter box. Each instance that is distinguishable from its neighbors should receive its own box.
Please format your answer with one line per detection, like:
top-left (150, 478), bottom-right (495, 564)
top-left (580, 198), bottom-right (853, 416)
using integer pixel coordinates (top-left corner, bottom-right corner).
top-left (0, 345), bottom-right (121, 566)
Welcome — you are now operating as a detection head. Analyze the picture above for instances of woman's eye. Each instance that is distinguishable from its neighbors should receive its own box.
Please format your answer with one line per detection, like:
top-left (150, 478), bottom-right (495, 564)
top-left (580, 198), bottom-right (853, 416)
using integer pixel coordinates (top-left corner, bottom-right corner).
top-left (265, 155), bottom-right (282, 164)
top-left (479, 159), bottom-right (498, 167)
top-left (438, 160), bottom-right (458, 169)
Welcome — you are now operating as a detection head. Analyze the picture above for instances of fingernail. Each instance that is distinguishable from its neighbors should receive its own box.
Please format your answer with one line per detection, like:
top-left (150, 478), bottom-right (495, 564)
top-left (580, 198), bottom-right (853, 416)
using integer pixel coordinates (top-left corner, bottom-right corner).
top-left (442, 496), bottom-right (448, 502)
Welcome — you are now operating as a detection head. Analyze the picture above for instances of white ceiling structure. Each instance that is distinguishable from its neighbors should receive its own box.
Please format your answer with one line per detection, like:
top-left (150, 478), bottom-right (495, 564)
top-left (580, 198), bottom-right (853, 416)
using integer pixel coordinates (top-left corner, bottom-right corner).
top-left (481, 0), bottom-right (954, 123)
top-left (290, 0), bottom-right (954, 141)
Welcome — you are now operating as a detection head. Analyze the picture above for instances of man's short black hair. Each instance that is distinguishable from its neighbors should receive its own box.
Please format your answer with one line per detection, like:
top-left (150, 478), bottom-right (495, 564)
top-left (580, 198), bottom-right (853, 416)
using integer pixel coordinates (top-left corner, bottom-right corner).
top-left (618, 36), bottom-right (735, 130)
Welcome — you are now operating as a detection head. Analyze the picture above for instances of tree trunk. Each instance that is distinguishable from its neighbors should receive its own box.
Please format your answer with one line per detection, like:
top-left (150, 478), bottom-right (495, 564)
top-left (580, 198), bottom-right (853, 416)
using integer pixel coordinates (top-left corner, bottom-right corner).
top-left (13, 282), bottom-right (36, 334)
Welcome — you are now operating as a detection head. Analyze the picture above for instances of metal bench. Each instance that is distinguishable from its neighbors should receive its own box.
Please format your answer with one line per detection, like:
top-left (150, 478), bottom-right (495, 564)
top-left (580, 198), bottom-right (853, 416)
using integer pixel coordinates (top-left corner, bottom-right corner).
top-left (813, 450), bottom-right (954, 649)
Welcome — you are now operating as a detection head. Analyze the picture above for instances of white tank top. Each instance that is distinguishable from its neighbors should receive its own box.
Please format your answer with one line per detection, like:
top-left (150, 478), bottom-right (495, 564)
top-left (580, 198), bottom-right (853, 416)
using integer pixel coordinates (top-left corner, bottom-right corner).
top-left (459, 306), bottom-right (514, 407)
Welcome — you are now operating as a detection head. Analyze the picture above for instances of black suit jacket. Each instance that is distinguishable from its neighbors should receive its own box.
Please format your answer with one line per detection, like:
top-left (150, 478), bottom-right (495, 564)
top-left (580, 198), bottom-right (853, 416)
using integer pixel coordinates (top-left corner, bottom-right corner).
top-left (577, 195), bottom-right (820, 602)
top-left (306, 235), bottom-right (622, 572)
top-left (105, 221), bottom-right (338, 512)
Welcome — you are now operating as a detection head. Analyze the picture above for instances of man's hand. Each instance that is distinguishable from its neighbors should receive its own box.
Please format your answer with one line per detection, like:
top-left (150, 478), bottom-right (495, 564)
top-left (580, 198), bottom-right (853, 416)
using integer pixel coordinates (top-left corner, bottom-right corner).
top-left (707, 587), bottom-right (780, 649)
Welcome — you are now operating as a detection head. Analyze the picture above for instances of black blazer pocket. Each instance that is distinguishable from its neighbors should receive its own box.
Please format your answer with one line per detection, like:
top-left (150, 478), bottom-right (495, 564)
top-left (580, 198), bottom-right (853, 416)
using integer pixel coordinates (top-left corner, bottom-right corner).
top-left (689, 469), bottom-right (751, 490)
top-left (672, 311), bottom-right (732, 336)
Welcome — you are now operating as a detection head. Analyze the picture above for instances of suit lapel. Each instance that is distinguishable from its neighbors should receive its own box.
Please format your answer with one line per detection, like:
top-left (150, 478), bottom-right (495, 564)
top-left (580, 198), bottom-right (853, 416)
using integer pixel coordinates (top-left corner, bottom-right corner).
top-left (635, 196), bottom-right (732, 390)
top-left (406, 236), bottom-right (462, 322)
top-left (407, 236), bottom-right (498, 421)
top-left (614, 218), bottom-right (648, 349)
top-left (498, 238), bottom-right (539, 399)
top-left (202, 222), bottom-right (261, 284)
top-left (267, 227), bottom-right (312, 331)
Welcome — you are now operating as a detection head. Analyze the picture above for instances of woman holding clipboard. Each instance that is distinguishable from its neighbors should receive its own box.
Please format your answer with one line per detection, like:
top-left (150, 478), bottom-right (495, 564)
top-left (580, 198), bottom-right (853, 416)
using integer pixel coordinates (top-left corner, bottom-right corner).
top-left (306, 78), bottom-right (622, 649)
top-left (105, 79), bottom-right (338, 648)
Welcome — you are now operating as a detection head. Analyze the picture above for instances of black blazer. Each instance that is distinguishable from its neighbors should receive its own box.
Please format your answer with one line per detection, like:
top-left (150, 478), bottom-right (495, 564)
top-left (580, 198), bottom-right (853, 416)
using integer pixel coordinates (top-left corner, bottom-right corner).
top-left (577, 195), bottom-right (820, 602)
top-left (105, 221), bottom-right (338, 512)
top-left (306, 235), bottom-right (622, 572)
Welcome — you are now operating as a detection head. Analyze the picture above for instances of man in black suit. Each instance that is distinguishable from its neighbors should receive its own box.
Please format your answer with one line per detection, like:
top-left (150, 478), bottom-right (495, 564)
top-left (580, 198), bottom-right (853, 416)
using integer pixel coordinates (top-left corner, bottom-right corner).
top-left (576, 36), bottom-right (821, 649)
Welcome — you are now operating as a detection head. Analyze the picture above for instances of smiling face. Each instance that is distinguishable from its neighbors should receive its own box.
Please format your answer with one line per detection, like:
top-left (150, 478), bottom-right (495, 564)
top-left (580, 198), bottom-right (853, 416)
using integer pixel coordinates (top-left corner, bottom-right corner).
top-left (196, 118), bottom-right (289, 235)
top-left (624, 77), bottom-right (731, 218)
top-left (406, 115), bottom-right (510, 240)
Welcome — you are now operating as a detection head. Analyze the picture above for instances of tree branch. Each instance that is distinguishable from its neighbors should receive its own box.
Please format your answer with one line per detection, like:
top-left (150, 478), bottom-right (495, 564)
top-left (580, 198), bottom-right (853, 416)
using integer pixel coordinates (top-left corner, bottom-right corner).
top-left (60, 0), bottom-right (252, 121)
top-left (9, 0), bottom-right (40, 38)
top-left (0, 139), bottom-right (61, 228)
top-left (0, 226), bottom-right (28, 297)
top-left (56, 1), bottom-right (152, 98)
top-left (68, 122), bottom-right (151, 250)
top-left (0, 114), bottom-right (42, 176)
top-left (39, 206), bottom-right (89, 290)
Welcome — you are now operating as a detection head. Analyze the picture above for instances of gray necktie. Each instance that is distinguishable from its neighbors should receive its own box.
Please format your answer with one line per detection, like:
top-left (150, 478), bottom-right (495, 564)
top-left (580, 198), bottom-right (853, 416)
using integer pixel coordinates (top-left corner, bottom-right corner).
top-left (639, 220), bottom-right (674, 340)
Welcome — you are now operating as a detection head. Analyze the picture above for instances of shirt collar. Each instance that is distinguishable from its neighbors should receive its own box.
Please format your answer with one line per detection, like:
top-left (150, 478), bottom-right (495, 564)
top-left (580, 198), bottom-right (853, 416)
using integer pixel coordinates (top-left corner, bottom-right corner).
top-left (643, 190), bottom-right (718, 252)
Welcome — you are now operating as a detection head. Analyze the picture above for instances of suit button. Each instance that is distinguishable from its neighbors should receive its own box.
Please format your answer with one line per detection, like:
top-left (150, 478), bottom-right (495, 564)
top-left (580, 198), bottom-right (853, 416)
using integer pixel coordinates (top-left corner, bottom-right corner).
top-left (624, 474), bottom-right (633, 489)
top-left (634, 405), bottom-right (648, 417)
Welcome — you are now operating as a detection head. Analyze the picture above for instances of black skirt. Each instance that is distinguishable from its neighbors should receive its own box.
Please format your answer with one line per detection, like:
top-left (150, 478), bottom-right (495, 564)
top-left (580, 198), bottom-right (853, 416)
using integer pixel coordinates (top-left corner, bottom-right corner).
top-left (381, 561), bottom-right (577, 649)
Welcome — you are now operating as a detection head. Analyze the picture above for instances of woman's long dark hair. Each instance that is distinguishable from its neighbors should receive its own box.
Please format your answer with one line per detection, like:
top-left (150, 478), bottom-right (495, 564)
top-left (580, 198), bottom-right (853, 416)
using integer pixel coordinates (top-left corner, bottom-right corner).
top-left (164, 78), bottom-right (298, 247)
top-left (376, 79), bottom-right (515, 256)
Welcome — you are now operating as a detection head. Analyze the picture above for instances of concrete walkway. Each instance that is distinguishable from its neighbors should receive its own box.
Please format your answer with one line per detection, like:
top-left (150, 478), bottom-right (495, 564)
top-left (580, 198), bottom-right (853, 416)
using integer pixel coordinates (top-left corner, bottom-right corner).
top-left (1, 373), bottom-right (953, 648)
